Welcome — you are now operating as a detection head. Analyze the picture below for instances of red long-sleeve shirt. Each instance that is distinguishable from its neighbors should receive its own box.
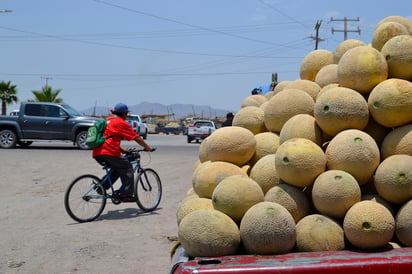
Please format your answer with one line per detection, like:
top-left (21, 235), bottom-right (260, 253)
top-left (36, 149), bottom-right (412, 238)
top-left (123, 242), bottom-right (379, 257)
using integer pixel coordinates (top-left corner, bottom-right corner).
top-left (92, 116), bottom-right (138, 157)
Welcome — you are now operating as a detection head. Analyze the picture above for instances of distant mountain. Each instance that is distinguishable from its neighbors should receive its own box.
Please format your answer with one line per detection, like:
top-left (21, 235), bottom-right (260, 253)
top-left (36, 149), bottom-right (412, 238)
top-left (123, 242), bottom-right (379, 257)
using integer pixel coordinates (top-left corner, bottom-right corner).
top-left (81, 101), bottom-right (235, 119)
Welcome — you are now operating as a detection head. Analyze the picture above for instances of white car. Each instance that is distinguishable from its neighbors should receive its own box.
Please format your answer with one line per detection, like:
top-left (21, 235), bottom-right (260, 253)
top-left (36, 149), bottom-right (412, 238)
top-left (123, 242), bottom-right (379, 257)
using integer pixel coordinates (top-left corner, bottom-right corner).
top-left (126, 114), bottom-right (148, 139)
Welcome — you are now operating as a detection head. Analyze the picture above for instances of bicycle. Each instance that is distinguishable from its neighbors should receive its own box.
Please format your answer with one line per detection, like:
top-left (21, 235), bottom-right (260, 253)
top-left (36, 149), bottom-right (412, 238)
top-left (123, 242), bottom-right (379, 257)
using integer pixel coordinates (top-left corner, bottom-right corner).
top-left (64, 148), bottom-right (162, 223)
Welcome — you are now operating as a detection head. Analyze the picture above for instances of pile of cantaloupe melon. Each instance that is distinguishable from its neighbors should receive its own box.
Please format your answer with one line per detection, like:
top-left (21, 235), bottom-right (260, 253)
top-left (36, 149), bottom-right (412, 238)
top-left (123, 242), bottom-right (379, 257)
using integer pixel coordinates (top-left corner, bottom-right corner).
top-left (176, 15), bottom-right (412, 258)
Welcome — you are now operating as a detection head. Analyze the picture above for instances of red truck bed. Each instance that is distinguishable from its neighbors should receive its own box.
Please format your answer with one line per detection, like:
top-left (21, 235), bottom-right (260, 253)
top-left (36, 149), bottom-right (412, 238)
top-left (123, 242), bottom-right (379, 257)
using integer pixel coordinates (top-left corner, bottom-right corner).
top-left (171, 245), bottom-right (412, 273)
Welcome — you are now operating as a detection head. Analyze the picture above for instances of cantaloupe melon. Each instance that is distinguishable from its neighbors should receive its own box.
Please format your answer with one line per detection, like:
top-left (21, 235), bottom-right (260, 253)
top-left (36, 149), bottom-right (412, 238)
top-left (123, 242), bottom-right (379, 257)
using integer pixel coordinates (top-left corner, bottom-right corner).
top-left (279, 114), bottom-right (323, 146)
top-left (275, 138), bottom-right (326, 187)
top-left (249, 132), bottom-right (279, 165)
top-left (296, 214), bottom-right (345, 252)
top-left (284, 79), bottom-right (321, 101)
top-left (314, 64), bottom-right (339, 88)
top-left (192, 160), bottom-right (210, 185)
top-left (212, 175), bottom-right (264, 223)
top-left (205, 126), bottom-right (256, 166)
top-left (312, 170), bottom-right (361, 219)
top-left (241, 94), bottom-right (268, 108)
top-left (368, 78), bottom-right (412, 128)
top-left (264, 183), bottom-right (310, 223)
top-left (333, 39), bottom-right (366, 64)
top-left (263, 89), bottom-right (315, 133)
top-left (239, 201), bottom-right (296, 254)
top-left (249, 154), bottom-right (280, 194)
top-left (198, 137), bottom-right (209, 162)
top-left (176, 197), bottom-right (213, 225)
top-left (300, 49), bottom-right (334, 81)
top-left (178, 209), bottom-right (240, 257)
top-left (376, 15), bottom-right (412, 34)
top-left (396, 199), bottom-right (412, 247)
top-left (326, 129), bottom-right (380, 185)
top-left (361, 193), bottom-right (396, 216)
top-left (343, 201), bottom-right (395, 249)
top-left (374, 154), bottom-right (412, 204)
top-left (315, 83), bottom-right (339, 101)
top-left (381, 35), bottom-right (412, 80)
top-left (192, 161), bottom-right (247, 198)
top-left (381, 124), bottom-right (412, 159)
top-left (274, 80), bottom-right (293, 94)
top-left (371, 21), bottom-right (409, 51)
top-left (232, 106), bottom-right (267, 135)
top-left (337, 46), bottom-right (388, 94)
top-left (314, 86), bottom-right (369, 136)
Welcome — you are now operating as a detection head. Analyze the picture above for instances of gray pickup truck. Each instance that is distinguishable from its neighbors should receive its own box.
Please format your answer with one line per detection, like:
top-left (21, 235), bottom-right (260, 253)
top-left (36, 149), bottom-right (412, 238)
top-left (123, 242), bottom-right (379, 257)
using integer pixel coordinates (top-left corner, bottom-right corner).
top-left (0, 102), bottom-right (101, 149)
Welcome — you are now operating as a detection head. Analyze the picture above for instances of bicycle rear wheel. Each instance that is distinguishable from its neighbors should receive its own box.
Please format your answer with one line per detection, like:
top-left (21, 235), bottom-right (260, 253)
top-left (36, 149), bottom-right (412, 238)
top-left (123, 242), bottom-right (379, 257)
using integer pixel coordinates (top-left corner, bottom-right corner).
top-left (64, 174), bottom-right (106, 223)
top-left (134, 168), bottom-right (162, 212)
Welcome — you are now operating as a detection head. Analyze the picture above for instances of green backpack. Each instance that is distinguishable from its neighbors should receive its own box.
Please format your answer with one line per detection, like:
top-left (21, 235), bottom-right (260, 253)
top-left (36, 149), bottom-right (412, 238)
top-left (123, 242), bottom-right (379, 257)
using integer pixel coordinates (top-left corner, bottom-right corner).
top-left (86, 119), bottom-right (109, 148)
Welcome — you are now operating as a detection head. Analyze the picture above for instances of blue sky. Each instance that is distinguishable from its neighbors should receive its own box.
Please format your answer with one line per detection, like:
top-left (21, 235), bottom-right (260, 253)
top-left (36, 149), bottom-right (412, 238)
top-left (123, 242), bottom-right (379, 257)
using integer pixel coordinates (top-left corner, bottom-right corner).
top-left (1, 0), bottom-right (411, 114)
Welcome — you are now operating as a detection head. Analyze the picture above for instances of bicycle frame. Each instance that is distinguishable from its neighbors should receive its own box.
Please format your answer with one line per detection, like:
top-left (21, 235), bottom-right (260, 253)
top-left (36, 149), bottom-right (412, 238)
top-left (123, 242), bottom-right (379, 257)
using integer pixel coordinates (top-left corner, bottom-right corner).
top-left (64, 148), bottom-right (162, 222)
top-left (97, 154), bottom-right (143, 198)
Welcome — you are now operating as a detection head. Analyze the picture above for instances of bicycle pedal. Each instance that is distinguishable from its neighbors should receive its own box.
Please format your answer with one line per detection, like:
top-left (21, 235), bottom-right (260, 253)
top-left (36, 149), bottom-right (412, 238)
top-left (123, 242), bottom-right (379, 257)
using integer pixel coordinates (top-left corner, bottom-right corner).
top-left (111, 197), bottom-right (122, 205)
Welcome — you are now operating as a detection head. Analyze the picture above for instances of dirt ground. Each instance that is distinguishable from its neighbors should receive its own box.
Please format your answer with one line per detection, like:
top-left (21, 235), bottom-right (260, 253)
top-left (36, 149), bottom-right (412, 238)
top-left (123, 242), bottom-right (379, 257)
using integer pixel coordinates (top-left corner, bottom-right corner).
top-left (0, 135), bottom-right (199, 274)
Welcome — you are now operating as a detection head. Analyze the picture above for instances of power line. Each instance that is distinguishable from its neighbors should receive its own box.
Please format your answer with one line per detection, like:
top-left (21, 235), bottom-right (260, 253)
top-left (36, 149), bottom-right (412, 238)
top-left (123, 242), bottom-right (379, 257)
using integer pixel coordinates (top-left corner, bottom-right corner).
top-left (258, 0), bottom-right (309, 29)
top-left (0, 25), bottom-right (302, 59)
top-left (92, 0), bottom-right (303, 49)
top-left (331, 17), bottom-right (361, 40)
top-left (0, 22), bottom-right (312, 41)
top-left (1, 71), bottom-right (275, 79)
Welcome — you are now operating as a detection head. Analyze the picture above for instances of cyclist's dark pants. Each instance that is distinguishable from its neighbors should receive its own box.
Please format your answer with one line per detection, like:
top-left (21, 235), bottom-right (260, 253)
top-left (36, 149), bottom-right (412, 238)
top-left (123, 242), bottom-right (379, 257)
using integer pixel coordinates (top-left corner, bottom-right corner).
top-left (94, 155), bottom-right (134, 196)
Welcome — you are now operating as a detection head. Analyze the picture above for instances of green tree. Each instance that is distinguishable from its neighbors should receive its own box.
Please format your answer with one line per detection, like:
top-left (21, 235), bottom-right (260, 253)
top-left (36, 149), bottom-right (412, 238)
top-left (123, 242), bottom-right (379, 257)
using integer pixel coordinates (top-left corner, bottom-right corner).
top-left (31, 86), bottom-right (63, 103)
top-left (0, 80), bottom-right (18, 115)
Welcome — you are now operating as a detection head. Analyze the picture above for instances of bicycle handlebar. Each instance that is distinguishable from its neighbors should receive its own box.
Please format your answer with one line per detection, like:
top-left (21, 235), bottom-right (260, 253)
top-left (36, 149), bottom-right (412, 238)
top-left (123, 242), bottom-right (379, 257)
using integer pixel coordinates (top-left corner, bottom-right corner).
top-left (126, 146), bottom-right (157, 153)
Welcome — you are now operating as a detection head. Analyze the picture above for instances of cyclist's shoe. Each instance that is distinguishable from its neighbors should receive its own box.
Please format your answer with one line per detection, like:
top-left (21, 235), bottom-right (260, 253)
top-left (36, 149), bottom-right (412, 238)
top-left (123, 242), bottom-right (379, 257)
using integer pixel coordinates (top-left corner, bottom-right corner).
top-left (114, 190), bottom-right (136, 202)
top-left (114, 190), bottom-right (134, 199)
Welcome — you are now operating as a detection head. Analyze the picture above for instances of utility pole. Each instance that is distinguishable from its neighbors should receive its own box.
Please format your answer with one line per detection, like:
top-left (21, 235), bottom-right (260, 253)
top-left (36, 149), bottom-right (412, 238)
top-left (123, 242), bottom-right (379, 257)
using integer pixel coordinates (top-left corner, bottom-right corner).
top-left (331, 17), bottom-right (361, 40)
top-left (308, 20), bottom-right (325, 50)
top-left (41, 76), bottom-right (52, 89)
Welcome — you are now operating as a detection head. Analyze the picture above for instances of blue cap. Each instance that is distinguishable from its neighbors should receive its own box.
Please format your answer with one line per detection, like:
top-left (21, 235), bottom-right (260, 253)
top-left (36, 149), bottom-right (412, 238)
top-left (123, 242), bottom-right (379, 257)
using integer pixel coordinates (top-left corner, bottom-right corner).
top-left (113, 102), bottom-right (129, 113)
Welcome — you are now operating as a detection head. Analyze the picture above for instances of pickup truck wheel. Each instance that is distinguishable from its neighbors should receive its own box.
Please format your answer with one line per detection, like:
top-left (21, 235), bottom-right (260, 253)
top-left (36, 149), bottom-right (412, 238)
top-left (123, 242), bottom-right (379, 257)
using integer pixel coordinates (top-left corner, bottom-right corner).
top-left (76, 131), bottom-right (89, 150)
top-left (0, 129), bottom-right (17, 149)
top-left (142, 129), bottom-right (148, 140)
top-left (187, 136), bottom-right (192, 143)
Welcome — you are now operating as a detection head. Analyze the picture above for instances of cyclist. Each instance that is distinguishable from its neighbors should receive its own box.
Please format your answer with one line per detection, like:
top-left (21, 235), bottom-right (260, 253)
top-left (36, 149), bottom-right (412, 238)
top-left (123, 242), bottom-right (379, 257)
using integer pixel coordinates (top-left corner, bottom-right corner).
top-left (92, 102), bottom-right (155, 200)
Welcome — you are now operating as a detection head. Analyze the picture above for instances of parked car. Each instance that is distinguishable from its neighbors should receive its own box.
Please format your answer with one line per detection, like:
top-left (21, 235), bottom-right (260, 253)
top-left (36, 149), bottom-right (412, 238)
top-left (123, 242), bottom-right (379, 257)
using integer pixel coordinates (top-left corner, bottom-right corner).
top-left (126, 114), bottom-right (148, 139)
top-left (0, 102), bottom-right (100, 149)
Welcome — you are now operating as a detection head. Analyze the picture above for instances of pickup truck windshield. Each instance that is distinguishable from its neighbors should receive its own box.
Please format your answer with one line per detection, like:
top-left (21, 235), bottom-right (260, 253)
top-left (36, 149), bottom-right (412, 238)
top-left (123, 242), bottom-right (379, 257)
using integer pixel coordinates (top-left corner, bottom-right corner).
top-left (61, 104), bottom-right (82, 116)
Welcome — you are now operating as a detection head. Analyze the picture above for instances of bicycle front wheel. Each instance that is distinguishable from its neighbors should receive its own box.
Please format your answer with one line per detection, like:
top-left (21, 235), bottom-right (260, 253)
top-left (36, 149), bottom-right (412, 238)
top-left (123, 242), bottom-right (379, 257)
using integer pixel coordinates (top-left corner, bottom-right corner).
top-left (134, 168), bottom-right (162, 212)
top-left (64, 174), bottom-right (106, 223)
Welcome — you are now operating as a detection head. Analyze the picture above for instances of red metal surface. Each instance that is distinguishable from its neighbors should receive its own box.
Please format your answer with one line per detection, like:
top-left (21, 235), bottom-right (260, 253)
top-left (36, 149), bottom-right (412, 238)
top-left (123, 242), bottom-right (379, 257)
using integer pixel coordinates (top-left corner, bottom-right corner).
top-left (171, 247), bottom-right (412, 274)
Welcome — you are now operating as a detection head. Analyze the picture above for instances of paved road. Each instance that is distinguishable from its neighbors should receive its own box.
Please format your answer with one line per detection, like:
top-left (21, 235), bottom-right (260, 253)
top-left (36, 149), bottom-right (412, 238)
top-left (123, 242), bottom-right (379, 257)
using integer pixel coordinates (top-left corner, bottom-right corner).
top-left (0, 135), bottom-right (200, 274)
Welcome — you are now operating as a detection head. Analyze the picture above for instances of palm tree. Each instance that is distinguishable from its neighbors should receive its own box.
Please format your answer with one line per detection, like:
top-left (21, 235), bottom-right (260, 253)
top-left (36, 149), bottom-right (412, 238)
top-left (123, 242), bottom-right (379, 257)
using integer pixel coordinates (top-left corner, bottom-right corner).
top-left (31, 86), bottom-right (63, 103)
top-left (0, 80), bottom-right (18, 115)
